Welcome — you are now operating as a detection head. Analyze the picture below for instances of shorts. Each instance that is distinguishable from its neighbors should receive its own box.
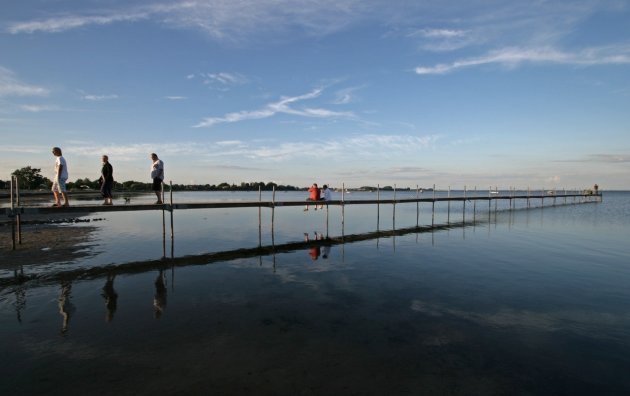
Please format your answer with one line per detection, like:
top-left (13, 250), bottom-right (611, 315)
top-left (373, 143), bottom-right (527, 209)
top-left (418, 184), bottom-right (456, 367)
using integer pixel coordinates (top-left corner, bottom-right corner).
top-left (52, 178), bottom-right (67, 193)
top-left (152, 178), bottom-right (163, 192)
top-left (101, 181), bottom-right (114, 198)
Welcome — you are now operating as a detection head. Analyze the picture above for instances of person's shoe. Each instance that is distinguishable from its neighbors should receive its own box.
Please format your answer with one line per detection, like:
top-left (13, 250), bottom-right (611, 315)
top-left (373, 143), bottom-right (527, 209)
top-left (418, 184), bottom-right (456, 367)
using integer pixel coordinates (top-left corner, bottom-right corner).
top-left (155, 200), bottom-right (163, 204)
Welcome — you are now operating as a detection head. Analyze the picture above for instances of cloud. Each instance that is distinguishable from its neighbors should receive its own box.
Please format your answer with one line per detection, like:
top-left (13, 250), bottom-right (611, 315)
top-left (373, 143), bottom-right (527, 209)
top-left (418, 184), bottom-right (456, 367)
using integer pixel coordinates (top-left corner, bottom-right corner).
top-left (0, 66), bottom-right (50, 97)
top-left (193, 88), bottom-right (356, 128)
top-left (6, 10), bottom-right (151, 34)
top-left (19, 104), bottom-right (59, 112)
top-left (556, 154), bottom-right (630, 164)
top-left (333, 85), bottom-right (365, 105)
top-left (82, 94), bottom-right (119, 101)
top-left (164, 96), bottom-right (187, 100)
top-left (5, 0), bottom-right (370, 40)
top-left (415, 45), bottom-right (630, 74)
top-left (204, 72), bottom-right (248, 86)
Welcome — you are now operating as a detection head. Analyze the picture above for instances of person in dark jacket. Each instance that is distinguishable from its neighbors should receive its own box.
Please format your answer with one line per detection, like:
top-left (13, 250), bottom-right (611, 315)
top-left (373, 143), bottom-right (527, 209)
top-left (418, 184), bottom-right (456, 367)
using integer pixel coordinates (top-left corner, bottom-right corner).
top-left (100, 155), bottom-right (114, 205)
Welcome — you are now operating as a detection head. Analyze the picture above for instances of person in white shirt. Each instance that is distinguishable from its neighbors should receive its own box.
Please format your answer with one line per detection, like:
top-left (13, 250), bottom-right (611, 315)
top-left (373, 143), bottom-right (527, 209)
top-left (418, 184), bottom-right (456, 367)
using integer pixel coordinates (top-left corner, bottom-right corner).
top-left (318, 184), bottom-right (332, 209)
top-left (150, 153), bottom-right (164, 204)
top-left (51, 147), bottom-right (69, 207)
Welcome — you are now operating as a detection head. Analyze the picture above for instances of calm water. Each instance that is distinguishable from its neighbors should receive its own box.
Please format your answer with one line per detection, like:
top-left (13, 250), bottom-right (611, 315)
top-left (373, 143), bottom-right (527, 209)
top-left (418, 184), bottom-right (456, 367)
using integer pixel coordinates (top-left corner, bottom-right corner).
top-left (1, 191), bottom-right (629, 395)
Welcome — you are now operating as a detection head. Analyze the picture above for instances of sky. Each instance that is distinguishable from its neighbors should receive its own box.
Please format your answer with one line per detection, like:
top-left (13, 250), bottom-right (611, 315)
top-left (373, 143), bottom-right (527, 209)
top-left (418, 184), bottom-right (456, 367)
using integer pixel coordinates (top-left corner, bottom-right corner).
top-left (1, 0), bottom-right (629, 190)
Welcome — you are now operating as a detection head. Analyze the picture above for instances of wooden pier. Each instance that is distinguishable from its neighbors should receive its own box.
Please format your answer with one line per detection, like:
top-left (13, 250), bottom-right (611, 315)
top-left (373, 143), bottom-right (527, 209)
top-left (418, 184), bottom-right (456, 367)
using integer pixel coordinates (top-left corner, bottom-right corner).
top-left (3, 178), bottom-right (602, 251)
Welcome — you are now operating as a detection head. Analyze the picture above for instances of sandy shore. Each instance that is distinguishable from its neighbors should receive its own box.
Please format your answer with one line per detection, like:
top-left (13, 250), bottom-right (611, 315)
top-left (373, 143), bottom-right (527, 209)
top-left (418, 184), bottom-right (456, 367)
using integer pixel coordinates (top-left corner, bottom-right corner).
top-left (0, 221), bottom-right (97, 268)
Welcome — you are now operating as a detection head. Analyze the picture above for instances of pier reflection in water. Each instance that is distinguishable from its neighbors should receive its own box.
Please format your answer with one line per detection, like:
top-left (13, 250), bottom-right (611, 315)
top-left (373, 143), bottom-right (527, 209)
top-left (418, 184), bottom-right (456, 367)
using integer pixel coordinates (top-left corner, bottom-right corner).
top-left (1, 192), bottom-right (629, 395)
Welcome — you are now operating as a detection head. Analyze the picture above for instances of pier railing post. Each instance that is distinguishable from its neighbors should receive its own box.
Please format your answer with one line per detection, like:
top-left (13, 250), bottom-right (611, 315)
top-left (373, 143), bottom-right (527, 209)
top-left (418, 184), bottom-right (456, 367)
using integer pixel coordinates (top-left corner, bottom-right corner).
top-left (169, 181), bottom-right (174, 242)
top-left (15, 175), bottom-right (22, 245)
top-left (463, 185), bottom-right (467, 223)
top-left (392, 184), bottom-right (396, 230)
top-left (10, 175), bottom-right (16, 250)
top-left (258, 186), bottom-right (262, 247)
top-left (377, 184), bottom-right (380, 232)
top-left (431, 184), bottom-right (436, 227)
top-left (473, 186), bottom-right (477, 222)
top-left (447, 186), bottom-right (451, 224)
top-left (341, 183), bottom-right (345, 239)
top-left (416, 185), bottom-right (419, 228)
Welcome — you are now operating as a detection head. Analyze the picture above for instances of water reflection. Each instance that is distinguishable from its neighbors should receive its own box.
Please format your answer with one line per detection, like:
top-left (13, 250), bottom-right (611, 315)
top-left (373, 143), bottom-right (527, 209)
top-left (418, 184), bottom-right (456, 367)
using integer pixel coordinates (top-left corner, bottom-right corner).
top-left (153, 269), bottom-right (167, 318)
top-left (1, 196), bottom-right (629, 394)
top-left (101, 274), bottom-right (118, 322)
top-left (58, 280), bottom-right (74, 335)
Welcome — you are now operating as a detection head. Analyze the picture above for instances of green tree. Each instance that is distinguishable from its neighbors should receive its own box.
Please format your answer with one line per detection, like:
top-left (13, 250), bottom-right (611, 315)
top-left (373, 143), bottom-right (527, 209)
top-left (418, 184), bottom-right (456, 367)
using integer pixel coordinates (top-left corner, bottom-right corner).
top-left (11, 166), bottom-right (51, 189)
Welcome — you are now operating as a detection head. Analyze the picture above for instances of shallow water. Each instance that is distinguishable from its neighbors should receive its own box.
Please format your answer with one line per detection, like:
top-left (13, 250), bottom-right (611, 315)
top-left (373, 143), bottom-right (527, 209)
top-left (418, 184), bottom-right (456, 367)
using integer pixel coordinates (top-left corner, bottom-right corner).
top-left (1, 191), bottom-right (629, 395)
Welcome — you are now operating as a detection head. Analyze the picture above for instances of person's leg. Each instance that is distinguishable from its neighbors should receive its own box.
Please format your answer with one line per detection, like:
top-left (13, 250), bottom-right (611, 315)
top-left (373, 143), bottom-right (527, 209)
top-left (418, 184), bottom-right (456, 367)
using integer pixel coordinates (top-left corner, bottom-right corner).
top-left (61, 192), bottom-right (69, 206)
top-left (52, 180), bottom-right (61, 206)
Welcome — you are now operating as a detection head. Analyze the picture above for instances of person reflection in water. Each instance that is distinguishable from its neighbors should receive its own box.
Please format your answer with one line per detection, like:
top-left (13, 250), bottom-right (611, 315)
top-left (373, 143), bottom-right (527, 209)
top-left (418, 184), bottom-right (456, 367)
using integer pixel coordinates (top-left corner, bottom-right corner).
top-left (58, 281), bottom-right (75, 335)
top-left (321, 245), bottom-right (331, 260)
top-left (304, 232), bottom-right (325, 261)
top-left (154, 269), bottom-right (167, 319)
top-left (102, 274), bottom-right (118, 322)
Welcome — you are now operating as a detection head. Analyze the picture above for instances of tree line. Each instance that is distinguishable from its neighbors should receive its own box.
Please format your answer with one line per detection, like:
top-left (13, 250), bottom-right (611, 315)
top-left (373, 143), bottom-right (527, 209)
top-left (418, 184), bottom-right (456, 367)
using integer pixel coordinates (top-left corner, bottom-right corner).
top-left (0, 166), bottom-right (301, 191)
top-left (1, 166), bottom-right (433, 192)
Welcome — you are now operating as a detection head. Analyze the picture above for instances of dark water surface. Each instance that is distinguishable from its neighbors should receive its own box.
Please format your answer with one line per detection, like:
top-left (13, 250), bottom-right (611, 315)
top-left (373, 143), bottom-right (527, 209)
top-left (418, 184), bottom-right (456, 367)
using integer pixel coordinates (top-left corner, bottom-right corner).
top-left (1, 191), bottom-right (629, 395)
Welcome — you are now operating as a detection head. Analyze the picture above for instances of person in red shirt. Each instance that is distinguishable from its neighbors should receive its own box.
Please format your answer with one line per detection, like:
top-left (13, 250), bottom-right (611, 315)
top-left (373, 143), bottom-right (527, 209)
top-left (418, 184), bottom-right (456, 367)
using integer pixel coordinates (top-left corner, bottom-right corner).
top-left (304, 183), bottom-right (320, 211)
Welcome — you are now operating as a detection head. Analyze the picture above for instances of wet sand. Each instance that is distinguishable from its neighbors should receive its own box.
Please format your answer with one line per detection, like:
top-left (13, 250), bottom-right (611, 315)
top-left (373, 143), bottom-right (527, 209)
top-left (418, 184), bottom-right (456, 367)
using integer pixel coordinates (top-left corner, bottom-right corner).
top-left (0, 221), bottom-right (96, 268)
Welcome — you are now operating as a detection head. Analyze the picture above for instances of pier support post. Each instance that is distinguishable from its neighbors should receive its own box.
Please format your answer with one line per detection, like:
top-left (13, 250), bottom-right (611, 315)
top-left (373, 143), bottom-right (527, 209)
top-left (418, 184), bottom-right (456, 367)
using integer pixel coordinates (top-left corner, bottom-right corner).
top-left (473, 186), bottom-right (477, 222)
top-left (447, 186), bottom-right (451, 224)
top-left (463, 185), bottom-right (467, 223)
top-left (377, 184), bottom-right (380, 232)
top-left (431, 184), bottom-right (436, 227)
top-left (416, 185), bottom-right (420, 227)
top-left (258, 186), bottom-right (262, 247)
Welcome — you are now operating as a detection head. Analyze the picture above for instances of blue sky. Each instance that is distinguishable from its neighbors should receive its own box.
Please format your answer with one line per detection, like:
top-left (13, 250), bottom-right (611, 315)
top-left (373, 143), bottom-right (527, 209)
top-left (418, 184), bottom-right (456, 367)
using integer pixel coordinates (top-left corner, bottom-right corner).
top-left (1, 0), bottom-right (629, 189)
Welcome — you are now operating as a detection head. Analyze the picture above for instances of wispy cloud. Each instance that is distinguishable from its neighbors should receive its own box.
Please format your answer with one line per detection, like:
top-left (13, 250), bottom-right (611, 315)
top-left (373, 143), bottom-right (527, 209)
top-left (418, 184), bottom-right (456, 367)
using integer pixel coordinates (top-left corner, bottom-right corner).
top-left (193, 88), bottom-right (355, 128)
top-left (556, 154), bottom-right (630, 164)
top-left (0, 66), bottom-right (49, 97)
top-left (6, 10), bottom-right (151, 34)
top-left (5, 0), bottom-right (370, 40)
top-left (164, 96), bottom-right (187, 101)
top-left (82, 94), bottom-right (119, 101)
top-left (415, 45), bottom-right (630, 74)
top-left (19, 104), bottom-right (60, 112)
top-left (189, 71), bottom-right (249, 91)
top-left (333, 85), bottom-right (365, 105)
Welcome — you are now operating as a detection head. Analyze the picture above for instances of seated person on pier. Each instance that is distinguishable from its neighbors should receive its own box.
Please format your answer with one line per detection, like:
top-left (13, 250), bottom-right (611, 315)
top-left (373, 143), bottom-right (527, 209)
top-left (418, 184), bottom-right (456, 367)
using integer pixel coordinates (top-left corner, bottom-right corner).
top-left (304, 183), bottom-right (321, 211)
top-left (318, 184), bottom-right (332, 209)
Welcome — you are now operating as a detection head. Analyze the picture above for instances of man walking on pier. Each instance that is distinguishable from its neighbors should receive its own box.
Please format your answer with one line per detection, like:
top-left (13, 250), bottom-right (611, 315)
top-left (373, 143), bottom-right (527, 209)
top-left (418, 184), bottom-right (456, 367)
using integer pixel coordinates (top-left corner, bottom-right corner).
top-left (150, 153), bottom-right (164, 204)
top-left (51, 147), bottom-right (69, 207)
top-left (100, 155), bottom-right (114, 205)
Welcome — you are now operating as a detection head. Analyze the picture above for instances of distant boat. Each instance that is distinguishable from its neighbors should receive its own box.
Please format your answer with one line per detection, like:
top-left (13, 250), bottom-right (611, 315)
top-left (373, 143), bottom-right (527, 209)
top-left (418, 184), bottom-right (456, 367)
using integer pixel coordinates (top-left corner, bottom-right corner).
top-left (489, 190), bottom-right (499, 195)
